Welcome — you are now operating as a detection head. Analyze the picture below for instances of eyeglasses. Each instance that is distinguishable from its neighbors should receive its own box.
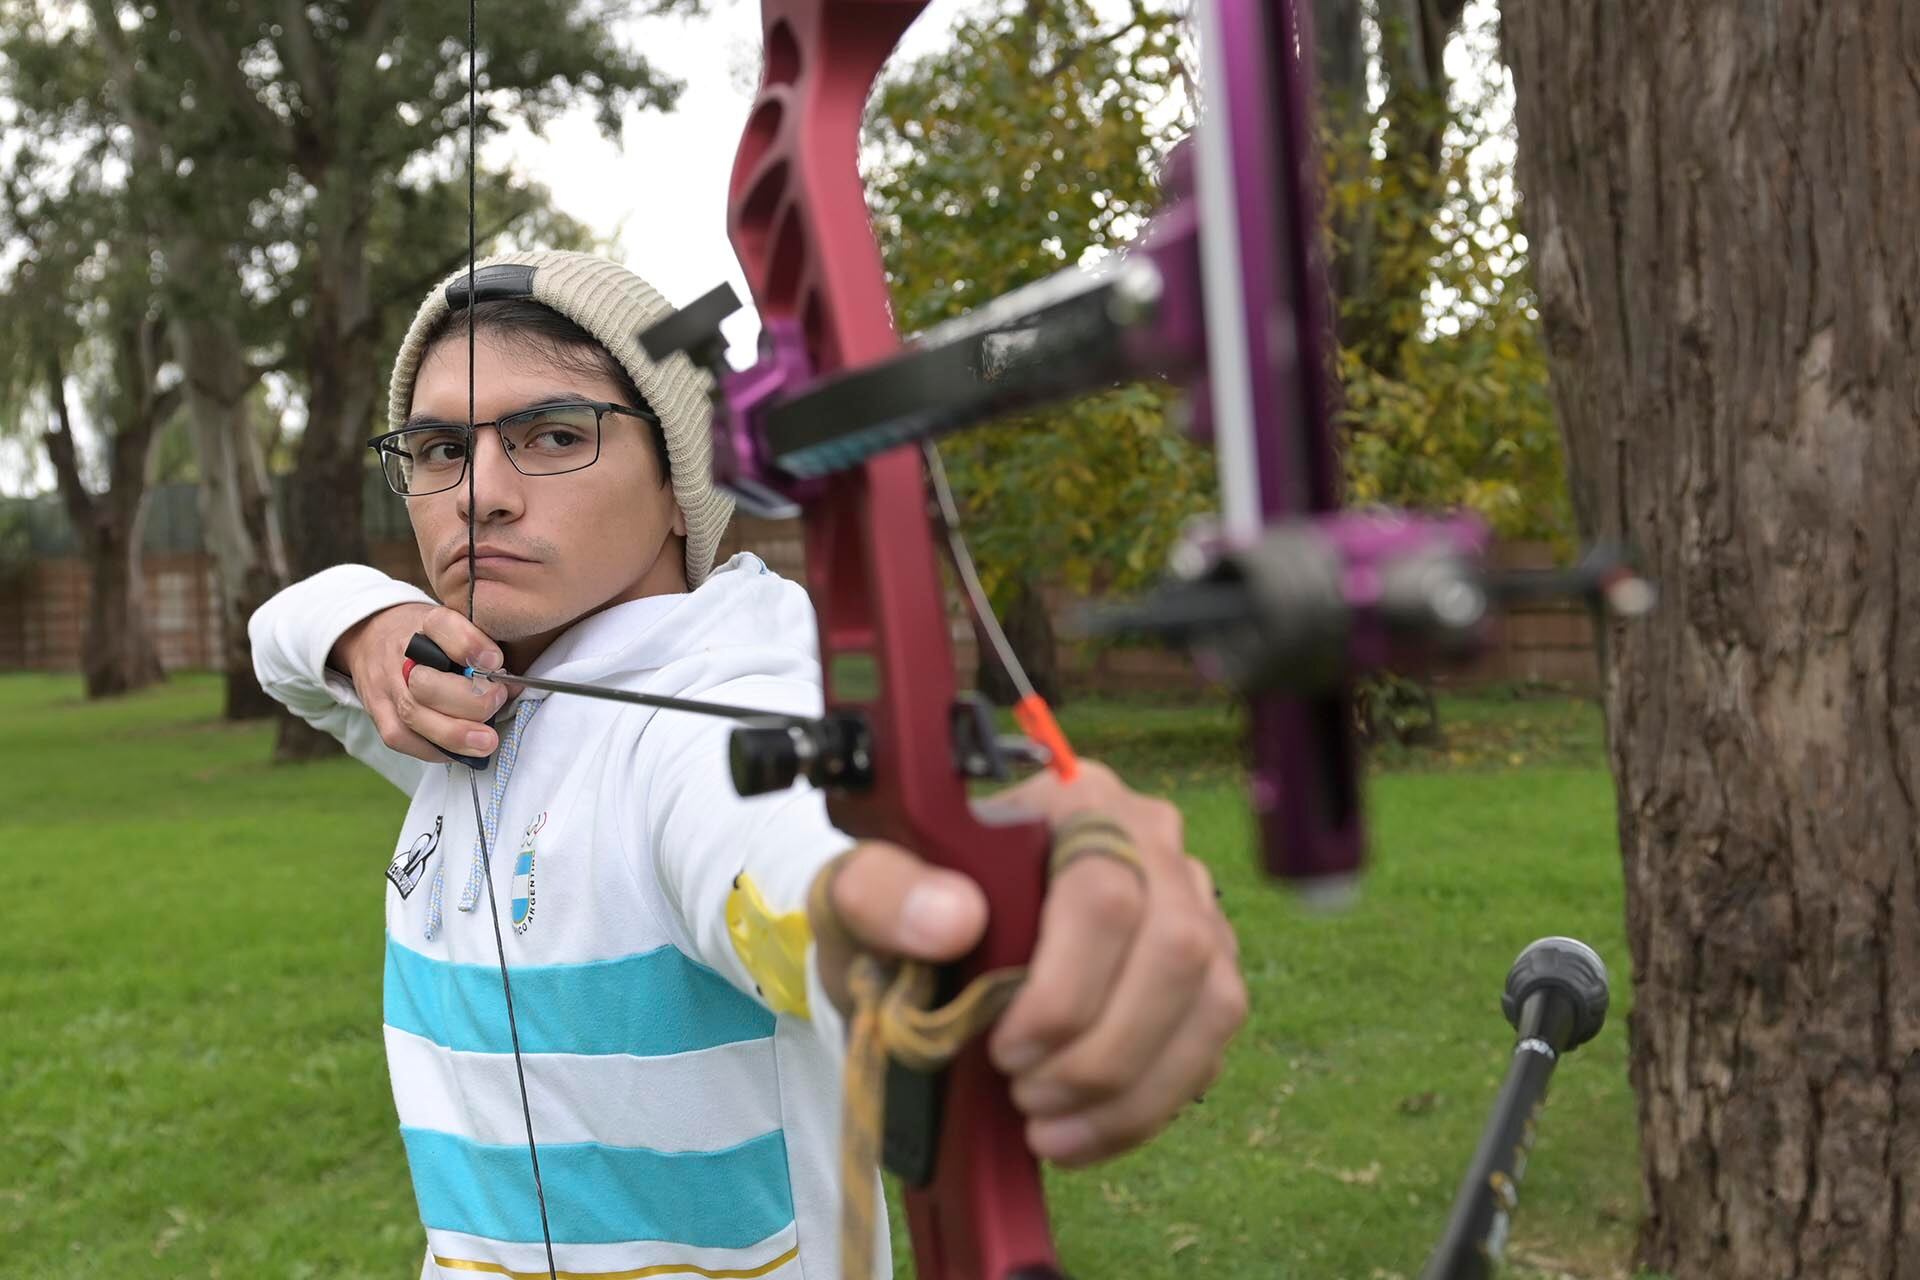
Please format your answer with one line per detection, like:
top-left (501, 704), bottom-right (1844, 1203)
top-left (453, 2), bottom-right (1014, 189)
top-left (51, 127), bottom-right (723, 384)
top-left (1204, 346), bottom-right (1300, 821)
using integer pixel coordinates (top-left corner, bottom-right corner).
top-left (366, 400), bottom-right (661, 497)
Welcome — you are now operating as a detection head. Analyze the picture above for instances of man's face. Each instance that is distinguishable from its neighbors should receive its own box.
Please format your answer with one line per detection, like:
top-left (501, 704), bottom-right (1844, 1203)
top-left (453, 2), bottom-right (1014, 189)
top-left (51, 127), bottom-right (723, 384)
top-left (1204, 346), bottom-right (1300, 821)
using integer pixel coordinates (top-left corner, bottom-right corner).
top-left (406, 328), bottom-right (687, 661)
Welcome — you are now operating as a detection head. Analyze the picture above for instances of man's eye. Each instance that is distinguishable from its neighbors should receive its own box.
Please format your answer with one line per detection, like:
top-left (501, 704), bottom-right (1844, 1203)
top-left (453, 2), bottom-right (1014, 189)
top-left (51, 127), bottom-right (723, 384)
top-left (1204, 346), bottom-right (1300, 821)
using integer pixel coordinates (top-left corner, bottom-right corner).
top-left (512, 418), bottom-right (594, 454)
top-left (528, 426), bottom-right (588, 450)
top-left (415, 434), bottom-right (468, 464)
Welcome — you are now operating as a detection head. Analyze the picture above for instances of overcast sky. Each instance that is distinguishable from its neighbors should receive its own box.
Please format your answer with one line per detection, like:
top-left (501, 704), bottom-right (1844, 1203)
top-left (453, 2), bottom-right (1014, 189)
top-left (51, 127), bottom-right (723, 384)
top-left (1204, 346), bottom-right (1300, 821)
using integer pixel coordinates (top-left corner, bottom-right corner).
top-left (495, 0), bottom-right (985, 359)
top-left (0, 0), bottom-right (984, 495)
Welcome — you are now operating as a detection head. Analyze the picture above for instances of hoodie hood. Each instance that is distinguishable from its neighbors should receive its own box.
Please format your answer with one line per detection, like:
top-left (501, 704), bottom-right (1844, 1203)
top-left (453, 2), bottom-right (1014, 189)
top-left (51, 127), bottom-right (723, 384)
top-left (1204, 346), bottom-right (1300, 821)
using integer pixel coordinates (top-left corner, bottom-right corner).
top-left (515, 552), bottom-right (821, 707)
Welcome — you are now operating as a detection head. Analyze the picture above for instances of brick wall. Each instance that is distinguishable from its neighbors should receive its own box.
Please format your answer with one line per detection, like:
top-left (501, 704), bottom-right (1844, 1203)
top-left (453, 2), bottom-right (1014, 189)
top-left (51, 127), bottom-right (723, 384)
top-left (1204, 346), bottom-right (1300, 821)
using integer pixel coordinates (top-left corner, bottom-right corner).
top-left (0, 554), bottom-right (227, 672)
top-left (0, 516), bottom-right (1601, 694)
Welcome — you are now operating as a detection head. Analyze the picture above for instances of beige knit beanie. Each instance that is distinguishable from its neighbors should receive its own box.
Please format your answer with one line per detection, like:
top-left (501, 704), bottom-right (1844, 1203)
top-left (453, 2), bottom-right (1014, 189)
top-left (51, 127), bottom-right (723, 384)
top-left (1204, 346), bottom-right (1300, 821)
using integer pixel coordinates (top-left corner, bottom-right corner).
top-left (387, 250), bottom-right (735, 588)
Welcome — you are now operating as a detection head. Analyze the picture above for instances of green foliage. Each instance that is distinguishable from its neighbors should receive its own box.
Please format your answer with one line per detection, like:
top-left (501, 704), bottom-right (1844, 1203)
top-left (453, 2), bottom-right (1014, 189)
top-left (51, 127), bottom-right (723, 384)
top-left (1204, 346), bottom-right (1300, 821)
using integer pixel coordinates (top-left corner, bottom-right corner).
top-left (938, 382), bottom-right (1214, 603)
top-left (1355, 670), bottom-right (1442, 748)
top-left (865, 0), bottom-right (1213, 604)
top-left (0, 673), bottom-right (1638, 1278)
top-left (0, 1), bottom-right (668, 468)
top-left (1329, 26), bottom-right (1572, 544)
top-left (865, 0), bottom-right (1571, 622)
top-left (0, 143), bottom-right (107, 441)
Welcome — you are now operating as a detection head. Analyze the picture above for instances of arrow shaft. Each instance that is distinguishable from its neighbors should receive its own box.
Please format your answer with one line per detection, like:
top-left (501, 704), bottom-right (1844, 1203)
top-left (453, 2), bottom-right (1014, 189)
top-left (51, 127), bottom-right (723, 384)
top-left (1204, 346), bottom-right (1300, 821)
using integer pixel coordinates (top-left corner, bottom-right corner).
top-left (465, 668), bottom-right (812, 728)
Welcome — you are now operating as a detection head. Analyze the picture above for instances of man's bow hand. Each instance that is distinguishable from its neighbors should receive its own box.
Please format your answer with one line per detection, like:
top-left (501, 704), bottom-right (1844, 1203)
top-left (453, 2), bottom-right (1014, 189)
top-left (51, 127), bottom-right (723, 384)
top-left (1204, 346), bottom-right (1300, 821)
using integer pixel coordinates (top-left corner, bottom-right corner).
top-left (812, 761), bottom-right (1248, 1167)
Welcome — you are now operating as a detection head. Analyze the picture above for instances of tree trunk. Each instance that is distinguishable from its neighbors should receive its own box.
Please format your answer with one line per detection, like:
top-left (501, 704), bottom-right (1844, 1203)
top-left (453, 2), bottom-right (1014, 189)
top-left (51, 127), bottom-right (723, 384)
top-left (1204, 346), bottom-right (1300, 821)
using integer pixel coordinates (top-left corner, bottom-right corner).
top-left (974, 576), bottom-right (1062, 707)
top-left (172, 296), bottom-right (288, 722)
top-left (177, 341), bottom-right (328, 747)
top-left (1503, 5), bottom-right (1920, 1278)
top-left (41, 351), bottom-right (167, 699)
top-left (78, 515), bottom-right (166, 698)
top-left (84, 8), bottom-right (282, 719)
top-left (287, 189), bottom-right (378, 579)
top-left (1325, 0), bottom-right (1469, 378)
top-left (1316, 0), bottom-right (1374, 314)
top-left (270, 188), bottom-right (376, 766)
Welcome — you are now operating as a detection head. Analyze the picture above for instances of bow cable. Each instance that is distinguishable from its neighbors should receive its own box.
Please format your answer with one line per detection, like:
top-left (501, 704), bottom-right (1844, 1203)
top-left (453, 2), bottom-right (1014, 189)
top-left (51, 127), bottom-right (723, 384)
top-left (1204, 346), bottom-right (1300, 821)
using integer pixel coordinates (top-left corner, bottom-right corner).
top-left (462, 3), bottom-right (561, 1274)
top-left (922, 442), bottom-right (1079, 780)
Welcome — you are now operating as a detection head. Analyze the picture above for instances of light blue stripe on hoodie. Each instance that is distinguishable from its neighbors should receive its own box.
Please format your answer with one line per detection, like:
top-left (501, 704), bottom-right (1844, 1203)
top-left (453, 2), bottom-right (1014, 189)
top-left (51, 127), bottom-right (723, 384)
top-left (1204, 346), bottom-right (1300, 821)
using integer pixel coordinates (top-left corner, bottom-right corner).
top-left (384, 936), bottom-right (774, 1057)
top-left (401, 1127), bottom-right (794, 1248)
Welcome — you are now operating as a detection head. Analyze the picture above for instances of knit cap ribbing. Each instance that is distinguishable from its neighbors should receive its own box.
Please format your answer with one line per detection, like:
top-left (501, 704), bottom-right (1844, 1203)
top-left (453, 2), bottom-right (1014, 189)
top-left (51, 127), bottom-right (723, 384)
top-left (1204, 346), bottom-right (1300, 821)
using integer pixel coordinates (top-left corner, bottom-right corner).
top-left (386, 250), bottom-right (734, 587)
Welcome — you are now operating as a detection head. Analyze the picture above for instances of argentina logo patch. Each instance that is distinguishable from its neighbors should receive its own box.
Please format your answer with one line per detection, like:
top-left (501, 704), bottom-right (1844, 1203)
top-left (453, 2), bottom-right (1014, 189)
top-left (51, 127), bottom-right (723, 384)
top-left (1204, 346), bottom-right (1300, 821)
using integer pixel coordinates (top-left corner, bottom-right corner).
top-left (511, 813), bottom-right (546, 934)
top-left (386, 817), bottom-right (441, 899)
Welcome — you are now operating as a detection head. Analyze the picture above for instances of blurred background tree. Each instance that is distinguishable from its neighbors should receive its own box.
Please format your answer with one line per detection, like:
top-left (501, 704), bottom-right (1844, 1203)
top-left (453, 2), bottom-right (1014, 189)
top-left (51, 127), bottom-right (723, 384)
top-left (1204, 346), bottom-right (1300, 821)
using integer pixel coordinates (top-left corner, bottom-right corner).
top-left (866, 0), bottom-right (1205, 704)
top-left (0, 0), bottom-right (681, 743)
top-left (865, 0), bottom-right (1567, 714)
top-left (0, 173), bottom-right (176, 696)
top-left (1332, 5), bottom-right (1567, 547)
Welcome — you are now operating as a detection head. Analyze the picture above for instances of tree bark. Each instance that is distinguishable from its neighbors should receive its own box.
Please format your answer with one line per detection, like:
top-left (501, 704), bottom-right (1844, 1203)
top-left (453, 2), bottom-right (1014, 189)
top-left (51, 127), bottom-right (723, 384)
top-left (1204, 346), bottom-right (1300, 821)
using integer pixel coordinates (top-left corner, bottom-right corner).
top-left (173, 295), bottom-right (332, 757)
top-left (168, 258), bottom-right (332, 747)
top-left (1324, 0), bottom-right (1470, 378)
top-left (1503, 5), bottom-right (1920, 1277)
top-left (171, 294), bottom-right (289, 723)
top-left (42, 348), bottom-right (167, 699)
top-left (974, 576), bottom-right (1062, 708)
top-left (1377, 0), bottom-right (1469, 168)
top-left (78, 515), bottom-right (166, 697)
top-left (273, 186), bottom-right (377, 764)
top-left (1316, 0), bottom-right (1374, 314)
top-left (286, 190), bottom-right (379, 579)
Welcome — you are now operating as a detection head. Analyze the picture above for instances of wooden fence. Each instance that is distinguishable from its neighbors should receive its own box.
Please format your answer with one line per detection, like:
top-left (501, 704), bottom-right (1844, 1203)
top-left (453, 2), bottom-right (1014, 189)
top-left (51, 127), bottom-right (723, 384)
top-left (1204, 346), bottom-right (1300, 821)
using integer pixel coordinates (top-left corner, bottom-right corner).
top-left (0, 489), bottom-right (1598, 692)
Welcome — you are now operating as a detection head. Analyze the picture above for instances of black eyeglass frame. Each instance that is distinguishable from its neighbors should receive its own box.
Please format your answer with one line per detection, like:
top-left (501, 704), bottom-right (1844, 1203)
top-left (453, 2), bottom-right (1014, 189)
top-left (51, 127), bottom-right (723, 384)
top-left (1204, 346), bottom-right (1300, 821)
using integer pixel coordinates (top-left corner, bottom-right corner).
top-left (365, 399), bottom-right (662, 498)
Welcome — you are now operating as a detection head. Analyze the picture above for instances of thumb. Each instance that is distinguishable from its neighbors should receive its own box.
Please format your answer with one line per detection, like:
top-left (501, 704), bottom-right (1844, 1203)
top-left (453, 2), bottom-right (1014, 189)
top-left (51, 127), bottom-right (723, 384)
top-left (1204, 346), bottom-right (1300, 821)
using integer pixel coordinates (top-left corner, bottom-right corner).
top-left (819, 841), bottom-right (988, 964)
top-left (810, 842), bottom-right (988, 1020)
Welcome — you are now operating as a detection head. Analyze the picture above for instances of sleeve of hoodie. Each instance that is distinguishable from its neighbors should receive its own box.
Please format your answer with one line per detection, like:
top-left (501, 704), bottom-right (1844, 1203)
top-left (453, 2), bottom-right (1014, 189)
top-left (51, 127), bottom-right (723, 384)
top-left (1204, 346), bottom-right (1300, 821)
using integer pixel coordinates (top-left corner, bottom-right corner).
top-left (248, 564), bottom-right (438, 795)
top-left (633, 672), bottom-right (858, 1052)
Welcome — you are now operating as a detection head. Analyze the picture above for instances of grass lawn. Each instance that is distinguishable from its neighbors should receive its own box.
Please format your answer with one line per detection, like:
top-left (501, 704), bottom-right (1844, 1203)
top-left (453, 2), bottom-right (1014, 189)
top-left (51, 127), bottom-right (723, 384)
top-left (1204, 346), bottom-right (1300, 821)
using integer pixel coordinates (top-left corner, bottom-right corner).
top-left (0, 673), bottom-right (1640, 1278)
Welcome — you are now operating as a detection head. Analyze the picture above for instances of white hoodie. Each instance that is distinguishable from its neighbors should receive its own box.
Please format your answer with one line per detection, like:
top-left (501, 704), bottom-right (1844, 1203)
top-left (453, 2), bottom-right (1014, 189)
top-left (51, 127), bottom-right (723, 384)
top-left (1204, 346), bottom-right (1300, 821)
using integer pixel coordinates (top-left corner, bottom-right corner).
top-left (249, 553), bottom-right (880, 1280)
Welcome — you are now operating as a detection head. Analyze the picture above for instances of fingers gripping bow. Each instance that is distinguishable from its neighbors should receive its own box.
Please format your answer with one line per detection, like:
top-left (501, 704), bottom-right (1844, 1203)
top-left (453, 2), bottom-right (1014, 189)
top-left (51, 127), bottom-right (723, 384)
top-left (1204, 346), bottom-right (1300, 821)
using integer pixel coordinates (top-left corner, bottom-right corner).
top-left (825, 817), bottom-right (1146, 1280)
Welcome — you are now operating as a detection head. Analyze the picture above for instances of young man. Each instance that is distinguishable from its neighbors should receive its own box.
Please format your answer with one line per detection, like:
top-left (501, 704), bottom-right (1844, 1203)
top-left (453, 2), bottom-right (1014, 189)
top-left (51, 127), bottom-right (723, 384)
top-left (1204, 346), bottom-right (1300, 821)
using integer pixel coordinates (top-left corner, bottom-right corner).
top-left (251, 250), bottom-right (1245, 1279)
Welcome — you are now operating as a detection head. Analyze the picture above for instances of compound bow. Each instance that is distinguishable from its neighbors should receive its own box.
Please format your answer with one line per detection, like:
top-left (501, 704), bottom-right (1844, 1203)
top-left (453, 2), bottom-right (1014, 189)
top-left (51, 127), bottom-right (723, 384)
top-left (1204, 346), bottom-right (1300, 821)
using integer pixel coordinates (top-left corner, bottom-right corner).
top-left (430, 0), bottom-right (1650, 1276)
top-left (627, 0), bottom-right (1645, 1271)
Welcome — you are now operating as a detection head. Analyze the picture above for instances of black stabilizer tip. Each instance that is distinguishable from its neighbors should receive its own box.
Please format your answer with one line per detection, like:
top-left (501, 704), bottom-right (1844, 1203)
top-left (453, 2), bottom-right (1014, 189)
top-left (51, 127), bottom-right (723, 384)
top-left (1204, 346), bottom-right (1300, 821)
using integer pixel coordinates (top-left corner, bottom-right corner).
top-left (730, 723), bottom-right (801, 797)
top-left (1501, 936), bottom-right (1609, 1051)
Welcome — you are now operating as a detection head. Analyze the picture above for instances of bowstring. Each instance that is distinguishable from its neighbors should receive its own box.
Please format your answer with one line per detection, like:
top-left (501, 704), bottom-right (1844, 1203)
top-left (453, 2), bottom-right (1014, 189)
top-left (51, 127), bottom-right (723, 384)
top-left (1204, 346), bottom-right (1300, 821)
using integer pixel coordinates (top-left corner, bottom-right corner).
top-left (464, 4), bottom-right (560, 1275)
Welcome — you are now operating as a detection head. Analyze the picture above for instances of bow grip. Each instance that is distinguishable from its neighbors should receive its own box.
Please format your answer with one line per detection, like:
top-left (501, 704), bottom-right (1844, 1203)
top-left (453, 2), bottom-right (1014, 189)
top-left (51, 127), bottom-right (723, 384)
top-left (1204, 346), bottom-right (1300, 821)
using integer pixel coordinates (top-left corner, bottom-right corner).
top-left (403, 633), bottom-right (494, 771)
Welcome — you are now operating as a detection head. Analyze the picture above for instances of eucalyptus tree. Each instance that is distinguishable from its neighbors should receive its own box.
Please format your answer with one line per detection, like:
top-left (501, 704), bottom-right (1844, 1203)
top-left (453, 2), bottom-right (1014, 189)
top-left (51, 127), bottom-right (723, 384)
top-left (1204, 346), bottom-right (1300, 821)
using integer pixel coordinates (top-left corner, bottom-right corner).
top-left (0, 174), bottom-right (174, 696)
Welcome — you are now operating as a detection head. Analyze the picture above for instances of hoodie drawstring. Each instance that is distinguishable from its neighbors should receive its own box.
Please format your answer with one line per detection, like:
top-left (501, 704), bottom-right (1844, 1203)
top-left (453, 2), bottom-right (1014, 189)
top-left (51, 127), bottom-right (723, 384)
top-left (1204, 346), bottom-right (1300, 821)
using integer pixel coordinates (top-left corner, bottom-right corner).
top-left (426, 697), bottom-right (542, 940)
